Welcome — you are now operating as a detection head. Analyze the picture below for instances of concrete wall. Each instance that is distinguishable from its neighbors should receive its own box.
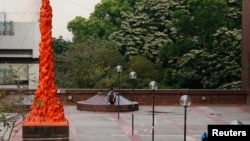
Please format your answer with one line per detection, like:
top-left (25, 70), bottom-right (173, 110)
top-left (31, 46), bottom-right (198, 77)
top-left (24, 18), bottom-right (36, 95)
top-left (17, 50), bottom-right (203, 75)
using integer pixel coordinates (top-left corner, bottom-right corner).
top-left (2, 89), bottom-right (248, 105)
top-left (57, 89), bottom-right (249, 105)
top-left (0, 22), bottom-right (40, 58)
top-left (241, 0), bottom-right (250, 89)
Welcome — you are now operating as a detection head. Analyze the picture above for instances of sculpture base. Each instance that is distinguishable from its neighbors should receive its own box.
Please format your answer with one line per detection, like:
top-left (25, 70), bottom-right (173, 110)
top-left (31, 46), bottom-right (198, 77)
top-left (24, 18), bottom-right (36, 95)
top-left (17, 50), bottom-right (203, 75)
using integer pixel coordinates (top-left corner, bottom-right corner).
top-left (77, 93), bottom-right (139, 112)
top-left (22, 120), bottom-right (69, 141)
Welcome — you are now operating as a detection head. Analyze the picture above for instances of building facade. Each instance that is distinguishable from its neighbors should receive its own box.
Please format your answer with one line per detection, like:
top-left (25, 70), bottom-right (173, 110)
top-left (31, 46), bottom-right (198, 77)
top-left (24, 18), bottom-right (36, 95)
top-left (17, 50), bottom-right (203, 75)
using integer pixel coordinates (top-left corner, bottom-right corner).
top-left (0, 0), bottom-right (41, 89)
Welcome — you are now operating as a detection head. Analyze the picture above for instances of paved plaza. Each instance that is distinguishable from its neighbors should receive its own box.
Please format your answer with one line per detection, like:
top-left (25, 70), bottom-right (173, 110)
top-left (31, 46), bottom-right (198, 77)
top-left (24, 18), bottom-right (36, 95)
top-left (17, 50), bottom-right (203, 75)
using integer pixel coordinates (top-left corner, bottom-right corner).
top-left (10, 105), bottom-right (250, 141)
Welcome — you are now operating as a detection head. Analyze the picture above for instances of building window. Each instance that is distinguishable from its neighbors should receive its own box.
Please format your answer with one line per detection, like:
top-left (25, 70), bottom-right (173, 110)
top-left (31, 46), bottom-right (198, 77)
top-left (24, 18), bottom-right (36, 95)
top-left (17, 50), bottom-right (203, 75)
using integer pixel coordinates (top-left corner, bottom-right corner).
top-left (0, 21), bottom-right (14, 36)
top-left (0, 67), bottom-right (28, 85)
top-left (0, 68), bottom-right (15, 85)
top-left (0, 12), bottom-right (14, 36)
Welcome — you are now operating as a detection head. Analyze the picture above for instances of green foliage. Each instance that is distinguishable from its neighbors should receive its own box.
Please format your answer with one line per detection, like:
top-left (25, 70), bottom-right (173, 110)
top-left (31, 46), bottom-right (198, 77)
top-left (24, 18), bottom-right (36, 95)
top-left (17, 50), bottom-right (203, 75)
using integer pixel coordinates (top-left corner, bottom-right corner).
top-left (109, 0), bottom-right (178, 62)
top-left (53, 36), bottom-right (71, 54)
top-left (165, 27), bottom-right (241, 89)
top-left (0, 92), bottom-right (29, 141)
top-left (0, 67), bottom-right (32, 140)
top-left (159, 39), bottom-right (197, 65)
top-left (127, 55), bottom-right (162, 88)
top-left (227, 0), bottom-right (242, 29)
top-left (67, 0), bottom-right (142, 42)
top-left (58, 0), bottom-right (242, 89)
top-left (55, 38), bottom-right (126, 89)
top-left (172, 0), bottom-right (234, 49)
top-left (161, 68), bottom-right (180, 88)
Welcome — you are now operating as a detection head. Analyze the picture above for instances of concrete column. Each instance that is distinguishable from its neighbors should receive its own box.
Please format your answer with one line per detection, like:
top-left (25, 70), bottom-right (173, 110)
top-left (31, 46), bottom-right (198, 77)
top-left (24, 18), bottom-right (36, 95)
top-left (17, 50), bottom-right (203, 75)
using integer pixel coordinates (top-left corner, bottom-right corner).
top-left (241, 0), bottom-right (250, 90)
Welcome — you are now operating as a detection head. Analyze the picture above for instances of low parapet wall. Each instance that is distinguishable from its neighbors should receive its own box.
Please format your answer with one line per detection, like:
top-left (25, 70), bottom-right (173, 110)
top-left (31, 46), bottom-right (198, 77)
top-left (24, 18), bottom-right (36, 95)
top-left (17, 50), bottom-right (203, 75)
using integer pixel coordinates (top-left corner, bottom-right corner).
top-left (1, 89), bottom-right (249, 105)
top-left (57, 89), bottom-right (249, 105)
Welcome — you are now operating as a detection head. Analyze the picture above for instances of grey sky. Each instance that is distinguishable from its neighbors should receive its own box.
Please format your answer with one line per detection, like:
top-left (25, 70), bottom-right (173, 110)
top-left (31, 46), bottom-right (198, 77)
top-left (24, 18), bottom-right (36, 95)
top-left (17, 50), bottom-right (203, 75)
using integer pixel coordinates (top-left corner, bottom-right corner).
top-left (51, 0), bottom-right (101, 40)
top-left (0, 0), bottom-right (101, 40)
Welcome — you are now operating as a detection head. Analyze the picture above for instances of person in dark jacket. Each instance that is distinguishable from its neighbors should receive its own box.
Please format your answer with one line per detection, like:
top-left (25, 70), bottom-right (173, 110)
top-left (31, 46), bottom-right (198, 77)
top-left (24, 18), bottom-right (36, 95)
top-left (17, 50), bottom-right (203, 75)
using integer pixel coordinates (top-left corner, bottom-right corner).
top-left (107, 88), bottom-right (116, 105)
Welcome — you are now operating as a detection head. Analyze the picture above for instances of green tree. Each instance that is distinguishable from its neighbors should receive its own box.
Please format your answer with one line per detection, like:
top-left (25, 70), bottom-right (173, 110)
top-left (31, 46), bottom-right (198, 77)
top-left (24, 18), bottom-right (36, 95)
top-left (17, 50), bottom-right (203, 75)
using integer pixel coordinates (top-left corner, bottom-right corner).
top-left (166, 28), bottom-right (241, 89)
top-left (159, 0), bottom-right (242, 89)
top-left (109, 0), bottom-right (180, 62)
top-left (53, 36), bottom-right (71, 54)
top-left (172, 0), bottom-right (233, 49)
top-left (159, 39), bottom-right (197, 67)
top-left (55, 38), bottom-right (126, 89)
top-left (67, 0), bottom-right (142, 42)
top-left (59, 0), bottom-right (242, 89)
top-left (127, 55), bottom-right (162, 88)
top-left (160, 0), bottom-right (241, 66)
top-left (227, 0), bottom-right (242, 29)
top-left (91, 49), bottom-right (127, 89)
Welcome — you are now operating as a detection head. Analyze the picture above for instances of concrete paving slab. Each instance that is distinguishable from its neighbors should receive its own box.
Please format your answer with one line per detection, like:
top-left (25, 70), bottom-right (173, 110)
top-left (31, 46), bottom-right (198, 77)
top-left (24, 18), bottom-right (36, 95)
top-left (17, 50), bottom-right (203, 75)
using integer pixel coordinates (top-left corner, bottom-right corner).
top-left (8, 105), bottom-right (250, 141)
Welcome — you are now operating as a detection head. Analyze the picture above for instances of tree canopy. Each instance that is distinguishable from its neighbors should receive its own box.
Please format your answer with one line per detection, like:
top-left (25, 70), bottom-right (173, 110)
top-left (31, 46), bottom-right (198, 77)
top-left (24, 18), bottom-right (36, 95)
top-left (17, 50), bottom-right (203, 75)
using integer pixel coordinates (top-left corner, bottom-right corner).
top-left (54, 0), bottom-right (242, 89)
top-left (67, 0), bottom-right (143, 42)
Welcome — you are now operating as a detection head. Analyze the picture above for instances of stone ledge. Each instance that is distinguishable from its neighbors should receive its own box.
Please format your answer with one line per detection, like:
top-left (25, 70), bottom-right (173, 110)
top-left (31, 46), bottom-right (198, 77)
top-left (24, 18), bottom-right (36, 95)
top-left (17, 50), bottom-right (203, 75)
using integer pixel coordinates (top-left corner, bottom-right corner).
top-left (22, 120), bottom-right (69, 141)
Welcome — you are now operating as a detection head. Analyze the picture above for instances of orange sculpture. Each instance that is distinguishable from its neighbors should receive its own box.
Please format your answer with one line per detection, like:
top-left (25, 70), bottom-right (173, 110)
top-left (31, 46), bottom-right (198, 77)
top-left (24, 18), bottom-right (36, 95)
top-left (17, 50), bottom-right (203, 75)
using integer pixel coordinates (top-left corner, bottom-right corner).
top-left (25, 0), bottom-right (67, 123)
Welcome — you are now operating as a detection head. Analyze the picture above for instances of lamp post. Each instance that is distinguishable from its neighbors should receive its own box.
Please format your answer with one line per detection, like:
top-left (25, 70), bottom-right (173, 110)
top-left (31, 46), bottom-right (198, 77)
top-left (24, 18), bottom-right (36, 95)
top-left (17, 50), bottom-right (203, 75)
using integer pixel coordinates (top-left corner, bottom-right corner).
top-left (116, 65), bottom-right (122, 119)
top-left (129, 71), bottom-right (137, 135)
top-left (149, 81), bottom-right (157, 141)
top-left (180, 95), bottom-right (191, 141)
